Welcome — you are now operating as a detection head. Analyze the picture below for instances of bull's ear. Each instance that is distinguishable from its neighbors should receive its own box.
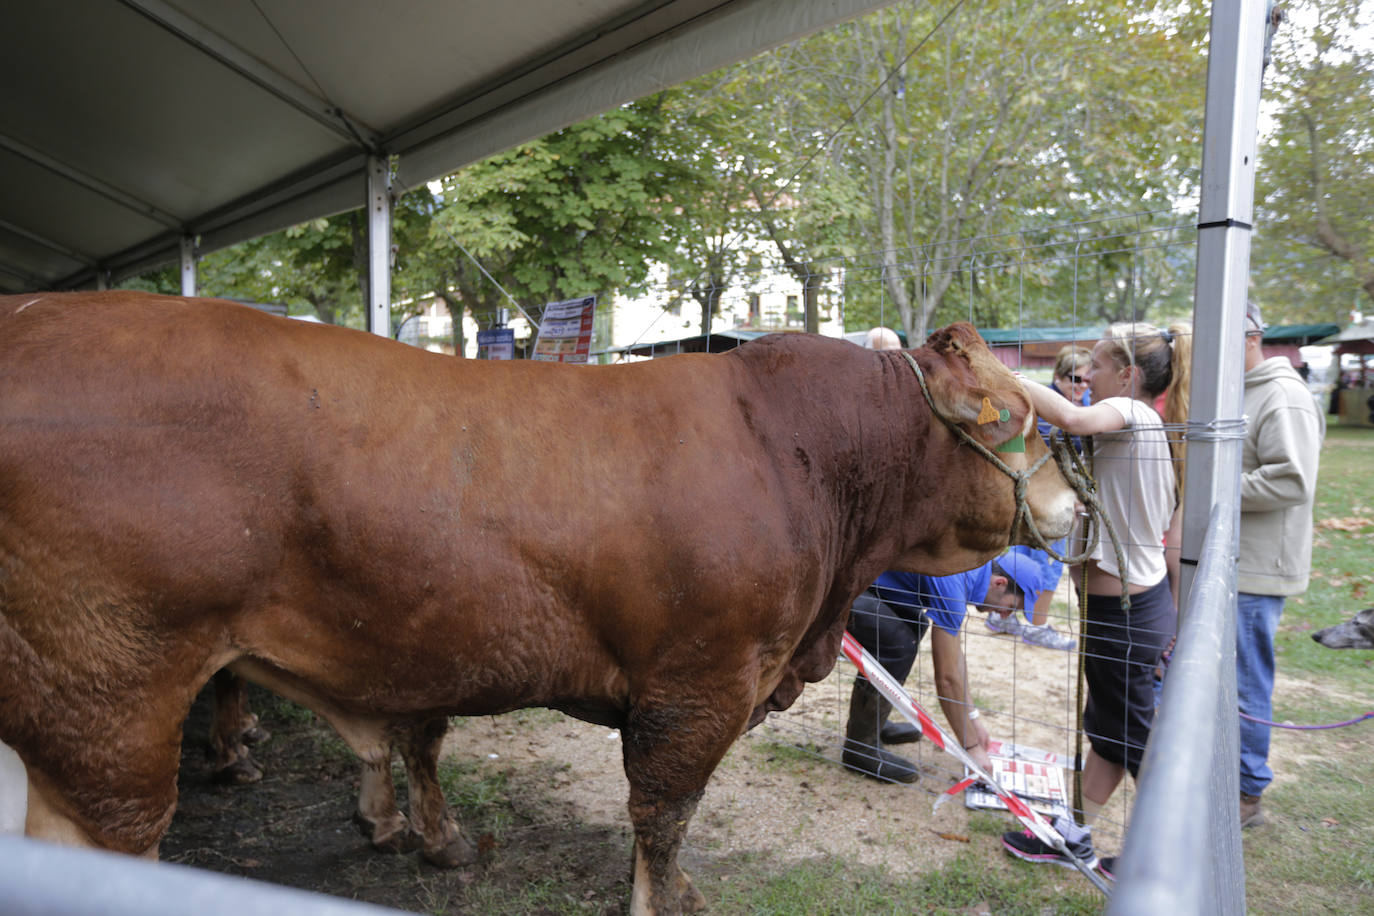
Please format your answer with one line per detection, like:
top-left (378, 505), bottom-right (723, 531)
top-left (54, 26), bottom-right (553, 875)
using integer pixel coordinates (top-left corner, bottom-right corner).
top-left (921, 322), bottom-right (1035, 451)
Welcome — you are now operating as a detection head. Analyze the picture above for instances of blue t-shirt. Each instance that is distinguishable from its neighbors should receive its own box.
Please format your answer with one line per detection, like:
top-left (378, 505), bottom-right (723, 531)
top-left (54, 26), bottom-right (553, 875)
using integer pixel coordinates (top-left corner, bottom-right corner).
top-left (872, 565), bottom-right (992, 637)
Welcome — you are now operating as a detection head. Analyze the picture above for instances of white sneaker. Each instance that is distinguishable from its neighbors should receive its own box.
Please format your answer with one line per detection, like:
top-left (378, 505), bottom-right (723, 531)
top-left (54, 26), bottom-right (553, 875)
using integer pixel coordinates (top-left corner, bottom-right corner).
top-left (985, 613), bottom-right (1025, 636)
top-left (1021, 623), bottom-right (1077, 651)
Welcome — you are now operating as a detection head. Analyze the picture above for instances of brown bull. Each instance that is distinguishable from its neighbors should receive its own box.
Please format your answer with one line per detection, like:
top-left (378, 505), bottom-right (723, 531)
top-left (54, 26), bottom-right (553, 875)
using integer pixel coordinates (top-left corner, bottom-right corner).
top-left (0, 292), bottom-right (1073, 914)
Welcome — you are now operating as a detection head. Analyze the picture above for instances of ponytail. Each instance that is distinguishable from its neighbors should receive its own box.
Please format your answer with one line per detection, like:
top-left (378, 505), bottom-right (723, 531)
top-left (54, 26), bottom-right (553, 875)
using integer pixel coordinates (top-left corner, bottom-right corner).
top-left (1163, 321), bottom-right (1192, 500)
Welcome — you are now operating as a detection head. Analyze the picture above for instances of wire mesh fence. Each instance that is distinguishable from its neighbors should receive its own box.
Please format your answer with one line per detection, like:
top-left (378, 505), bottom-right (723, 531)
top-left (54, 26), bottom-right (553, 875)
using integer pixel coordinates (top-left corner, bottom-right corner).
top-left (521, 208), bottom-right (1231, 894)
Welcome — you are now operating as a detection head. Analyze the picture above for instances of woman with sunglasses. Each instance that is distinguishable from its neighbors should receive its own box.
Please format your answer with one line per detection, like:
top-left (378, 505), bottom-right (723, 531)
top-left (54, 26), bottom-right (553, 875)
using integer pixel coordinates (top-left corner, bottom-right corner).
top-left (1039, 345), bottom-right (1092, 454)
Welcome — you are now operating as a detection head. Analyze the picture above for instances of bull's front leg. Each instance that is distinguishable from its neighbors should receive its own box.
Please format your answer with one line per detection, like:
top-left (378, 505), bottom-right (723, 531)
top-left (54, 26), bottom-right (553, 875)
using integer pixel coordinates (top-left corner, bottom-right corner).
top-left (352, 746), bottom-right (417, 854)
top-left (622, 692), bottom-right (748, 916)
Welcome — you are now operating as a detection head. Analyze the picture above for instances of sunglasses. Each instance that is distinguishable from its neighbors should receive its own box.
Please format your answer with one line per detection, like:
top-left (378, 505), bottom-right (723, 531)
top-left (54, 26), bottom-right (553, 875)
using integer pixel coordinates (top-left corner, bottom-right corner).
top-left (1065, 374), bottom-right (1086, 384)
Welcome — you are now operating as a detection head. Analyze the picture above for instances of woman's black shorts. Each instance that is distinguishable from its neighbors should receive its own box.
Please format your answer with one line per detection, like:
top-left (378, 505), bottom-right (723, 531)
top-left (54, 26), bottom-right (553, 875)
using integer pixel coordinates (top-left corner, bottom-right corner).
top-left (1082, 578), bottom-right (1175, 777)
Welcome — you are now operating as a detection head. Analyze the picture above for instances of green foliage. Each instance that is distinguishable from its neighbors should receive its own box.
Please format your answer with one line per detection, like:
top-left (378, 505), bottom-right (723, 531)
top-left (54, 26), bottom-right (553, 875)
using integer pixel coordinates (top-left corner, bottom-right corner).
top-left (1253, 0), bottom-right (1374, 322)
top-left (751, 0), bottom-right (1209, 338)
top-left (410, 95), bottom-right (692, 350)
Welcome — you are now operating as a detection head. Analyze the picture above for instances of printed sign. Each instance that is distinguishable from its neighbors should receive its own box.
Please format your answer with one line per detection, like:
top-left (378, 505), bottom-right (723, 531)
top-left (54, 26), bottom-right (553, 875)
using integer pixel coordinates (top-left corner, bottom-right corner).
top-left (964, 741), bottom-right (1073, 820)
top-left (476, 327), bottom-right (515, 360)
top-left (532, 296), bottom-right (596, 363)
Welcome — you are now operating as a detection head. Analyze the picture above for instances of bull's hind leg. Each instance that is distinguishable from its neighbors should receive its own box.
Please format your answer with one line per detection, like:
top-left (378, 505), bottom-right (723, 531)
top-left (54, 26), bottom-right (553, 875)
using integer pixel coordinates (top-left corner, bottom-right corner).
top-left (622, 696), bottom-right (748, 916)
top-left (209, 670), bottom-right (265, 784)
top-left (397, 716), bottom-right (477, 868)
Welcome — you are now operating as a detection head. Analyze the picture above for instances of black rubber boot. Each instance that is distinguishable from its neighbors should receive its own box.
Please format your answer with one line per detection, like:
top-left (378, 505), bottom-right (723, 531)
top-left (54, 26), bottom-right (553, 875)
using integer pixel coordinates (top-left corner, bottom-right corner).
top-left (879, 719), bottom-right (922, 745)
top-left (841, 679), bottom-right (918, 783)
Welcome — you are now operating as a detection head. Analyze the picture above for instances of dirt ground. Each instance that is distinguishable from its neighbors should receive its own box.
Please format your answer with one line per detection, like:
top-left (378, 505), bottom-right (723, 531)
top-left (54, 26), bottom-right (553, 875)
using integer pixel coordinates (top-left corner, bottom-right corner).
top-left (162, 582), bottom-right (1129, 913)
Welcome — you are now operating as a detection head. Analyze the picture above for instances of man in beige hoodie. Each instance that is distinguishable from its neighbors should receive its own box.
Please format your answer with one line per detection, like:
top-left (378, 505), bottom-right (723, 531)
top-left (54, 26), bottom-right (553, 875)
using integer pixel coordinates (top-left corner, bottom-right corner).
top-left (1236, 301), bottom-right (1324, 828)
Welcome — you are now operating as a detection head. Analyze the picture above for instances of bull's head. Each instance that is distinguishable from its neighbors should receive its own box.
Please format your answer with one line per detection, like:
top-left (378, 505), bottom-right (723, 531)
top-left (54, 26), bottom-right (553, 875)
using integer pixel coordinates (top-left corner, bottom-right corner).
top-left (891, 322), bottom-right (1076, 575)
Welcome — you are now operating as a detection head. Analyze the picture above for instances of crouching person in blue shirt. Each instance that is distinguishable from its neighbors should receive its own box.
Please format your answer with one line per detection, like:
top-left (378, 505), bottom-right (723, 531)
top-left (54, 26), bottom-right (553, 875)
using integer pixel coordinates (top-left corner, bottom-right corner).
top-left (842, 547), bottom-right (1052, 783)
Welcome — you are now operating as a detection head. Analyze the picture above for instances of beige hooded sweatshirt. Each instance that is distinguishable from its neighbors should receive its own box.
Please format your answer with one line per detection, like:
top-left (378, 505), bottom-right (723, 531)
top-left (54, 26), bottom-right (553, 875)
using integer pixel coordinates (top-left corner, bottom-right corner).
top-left (1237, 357), bottom-right (1324, 596)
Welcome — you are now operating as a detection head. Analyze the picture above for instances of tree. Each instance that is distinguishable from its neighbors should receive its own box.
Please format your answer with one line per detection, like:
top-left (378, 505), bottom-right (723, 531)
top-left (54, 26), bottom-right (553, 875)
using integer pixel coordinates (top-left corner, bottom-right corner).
top-left (731, 0), bottom-right (1207, 339)
top-left (1253, 0), bottom-right (1374, 321)
top-left (400, 95), bottom-right (689, 354)
top-left (697, 53), bottom-right (871, 333)
top-left (649, 80), bottom-right (759, 336)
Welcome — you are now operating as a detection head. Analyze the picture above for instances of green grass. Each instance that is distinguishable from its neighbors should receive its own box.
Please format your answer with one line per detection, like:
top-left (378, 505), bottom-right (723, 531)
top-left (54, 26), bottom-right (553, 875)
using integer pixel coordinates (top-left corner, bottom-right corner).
top-left (755, 739), bottom-right (832, 774)
top-left (1242, 422), bottom-right (1374, 916)
top-left (436, 758), bottom-right (515, 838)
top-left (711, 852), bottom-right (1101, 915)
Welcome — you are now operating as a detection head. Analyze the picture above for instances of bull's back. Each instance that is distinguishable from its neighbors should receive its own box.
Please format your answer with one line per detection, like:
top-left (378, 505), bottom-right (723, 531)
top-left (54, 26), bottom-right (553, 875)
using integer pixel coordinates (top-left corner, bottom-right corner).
top-left (0, 294), bottom-right (812, 713)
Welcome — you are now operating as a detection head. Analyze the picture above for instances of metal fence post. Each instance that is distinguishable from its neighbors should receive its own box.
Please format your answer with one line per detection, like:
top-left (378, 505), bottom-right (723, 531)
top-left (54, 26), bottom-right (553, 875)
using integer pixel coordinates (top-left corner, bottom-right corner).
top-left (1110, 0), bottom-right (1270, 911)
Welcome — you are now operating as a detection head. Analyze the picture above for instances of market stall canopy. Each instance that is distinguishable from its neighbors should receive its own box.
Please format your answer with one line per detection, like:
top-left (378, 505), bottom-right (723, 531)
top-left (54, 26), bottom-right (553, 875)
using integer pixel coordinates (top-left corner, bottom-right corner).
top-left (1315, 322), bottom-right (1374, 354)
top-left (0, 0), bottom-right (892, 294)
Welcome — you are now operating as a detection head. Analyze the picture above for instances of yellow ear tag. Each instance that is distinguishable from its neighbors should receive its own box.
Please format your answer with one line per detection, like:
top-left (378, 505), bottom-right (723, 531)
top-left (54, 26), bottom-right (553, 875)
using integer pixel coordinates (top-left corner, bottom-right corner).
top-left (976, 398), bottom-right (1000, 425)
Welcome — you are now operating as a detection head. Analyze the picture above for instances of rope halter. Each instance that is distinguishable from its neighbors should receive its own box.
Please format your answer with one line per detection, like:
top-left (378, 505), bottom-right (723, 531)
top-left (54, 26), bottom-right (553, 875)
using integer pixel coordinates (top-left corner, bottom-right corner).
top-left (899, 351), bottom-right (1131, 601)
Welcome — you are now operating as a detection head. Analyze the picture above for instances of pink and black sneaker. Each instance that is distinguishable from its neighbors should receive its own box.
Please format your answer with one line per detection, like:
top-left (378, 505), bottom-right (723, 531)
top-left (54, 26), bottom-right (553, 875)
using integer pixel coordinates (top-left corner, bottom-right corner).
top-left (1001, 816), bottom-right (1098, 870)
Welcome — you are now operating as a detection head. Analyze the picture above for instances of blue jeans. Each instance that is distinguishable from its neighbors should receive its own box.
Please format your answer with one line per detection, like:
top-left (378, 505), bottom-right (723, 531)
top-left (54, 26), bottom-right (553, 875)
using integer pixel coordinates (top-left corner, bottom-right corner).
top-left (1237, 592), bottom-right (1286, 796)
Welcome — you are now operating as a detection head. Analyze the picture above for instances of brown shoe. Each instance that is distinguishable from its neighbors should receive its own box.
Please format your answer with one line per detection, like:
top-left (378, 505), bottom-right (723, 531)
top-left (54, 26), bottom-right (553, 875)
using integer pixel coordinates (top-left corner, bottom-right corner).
top-left (1240, 793), bottom-right (1265, 828)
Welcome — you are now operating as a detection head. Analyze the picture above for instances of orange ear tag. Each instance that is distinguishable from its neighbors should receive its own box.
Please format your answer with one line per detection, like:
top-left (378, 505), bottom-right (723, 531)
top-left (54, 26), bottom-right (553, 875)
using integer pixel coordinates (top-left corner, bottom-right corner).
top-left (976, 398), bottom-right (1000, 425)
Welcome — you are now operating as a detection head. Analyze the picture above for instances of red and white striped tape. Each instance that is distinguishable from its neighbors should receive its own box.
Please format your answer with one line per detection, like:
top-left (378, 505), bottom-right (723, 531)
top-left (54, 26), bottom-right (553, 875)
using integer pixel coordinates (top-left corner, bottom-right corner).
top-left (838, 632), bottom-right (1080, 857)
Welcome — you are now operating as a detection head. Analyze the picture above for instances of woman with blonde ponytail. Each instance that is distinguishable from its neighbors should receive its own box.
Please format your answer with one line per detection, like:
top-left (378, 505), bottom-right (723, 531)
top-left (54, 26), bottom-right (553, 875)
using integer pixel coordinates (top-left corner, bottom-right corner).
top-left (1000, 321), bottom-right (1190, 878)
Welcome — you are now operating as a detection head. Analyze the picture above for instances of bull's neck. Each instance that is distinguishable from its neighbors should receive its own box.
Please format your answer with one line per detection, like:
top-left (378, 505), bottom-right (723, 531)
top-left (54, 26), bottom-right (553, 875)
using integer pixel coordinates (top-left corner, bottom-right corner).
top-left (763, 348), bottom-right (945, 599)
top-left (829, 350), bottom-right (947, 587)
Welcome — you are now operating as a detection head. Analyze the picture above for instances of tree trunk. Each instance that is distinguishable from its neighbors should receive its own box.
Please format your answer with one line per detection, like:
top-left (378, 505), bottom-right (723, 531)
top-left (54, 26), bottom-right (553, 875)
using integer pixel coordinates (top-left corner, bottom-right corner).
top-left (877, 61), bottom-right (915, 342)
top-left (438, 289), bottom-right (466, 357)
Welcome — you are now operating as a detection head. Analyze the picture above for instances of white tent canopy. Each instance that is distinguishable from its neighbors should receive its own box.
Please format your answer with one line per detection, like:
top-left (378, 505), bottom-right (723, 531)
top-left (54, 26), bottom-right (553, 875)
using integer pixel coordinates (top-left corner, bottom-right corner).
top-left (0, 0), bottom-right (892, 295)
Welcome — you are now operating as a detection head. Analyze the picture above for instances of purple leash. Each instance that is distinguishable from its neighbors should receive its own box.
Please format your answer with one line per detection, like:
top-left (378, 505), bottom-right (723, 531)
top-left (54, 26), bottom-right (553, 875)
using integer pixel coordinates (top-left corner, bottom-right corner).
top-left (1159, 649), bottom-right (1374, 730)
top-left (1239, 710), bottom-right (1374, 730)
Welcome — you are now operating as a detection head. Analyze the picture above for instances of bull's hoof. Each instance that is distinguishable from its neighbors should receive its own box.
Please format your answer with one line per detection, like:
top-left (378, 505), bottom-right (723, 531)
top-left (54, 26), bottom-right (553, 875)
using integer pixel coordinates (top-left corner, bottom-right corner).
top-left (211, 756), bottom-right (263, 785)
top-left (352, 810), bottom-right (420, 854)
top-left (422, 833), bottom-right (479, 869)
top-left (676, 870), bottom-right (707, 914)
top-left (240, 724), bottom-right (271, 746)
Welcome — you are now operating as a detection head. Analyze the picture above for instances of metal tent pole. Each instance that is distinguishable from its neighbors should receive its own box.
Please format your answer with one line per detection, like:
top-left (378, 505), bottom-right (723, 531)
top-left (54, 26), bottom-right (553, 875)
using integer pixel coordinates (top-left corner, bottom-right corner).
top-left (179, 235), bottom-right (196, 297)
top-left (365, 155), bottom-right (392, 337)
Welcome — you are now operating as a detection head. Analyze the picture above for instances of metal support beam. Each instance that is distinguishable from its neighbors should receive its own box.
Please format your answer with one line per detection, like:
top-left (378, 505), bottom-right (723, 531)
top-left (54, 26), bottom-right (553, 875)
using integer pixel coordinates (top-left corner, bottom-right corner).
top-left (0, 835), bottom-right (408, 916)
top-left (365, 156), bottom-right (392, 337)
top-left (1179, 0), bottom-right (1266, 635)
top-left (117, 0), bottom-right (378, 146)
top-left (0, 216), bottom-right (97, 266)
top-left (179, 236), bottom-right (196, 297)
top-left (0, 130), bottom-right (182, 230)
top-left (0, 260), bottom-right (45, 289)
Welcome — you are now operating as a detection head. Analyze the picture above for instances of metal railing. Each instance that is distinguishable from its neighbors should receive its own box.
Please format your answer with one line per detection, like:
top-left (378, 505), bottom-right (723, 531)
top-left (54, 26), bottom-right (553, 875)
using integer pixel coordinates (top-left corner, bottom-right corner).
top-left (0, 835), bottom-right (410, 916)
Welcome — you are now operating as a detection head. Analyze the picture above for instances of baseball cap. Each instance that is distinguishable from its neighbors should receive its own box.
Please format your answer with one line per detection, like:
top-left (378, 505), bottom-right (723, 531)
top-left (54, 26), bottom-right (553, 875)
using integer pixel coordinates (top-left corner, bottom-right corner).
top-left (1245, 301), bottom-right (1267, 335)
top-left (998, 546), bottom-right (1055, 612)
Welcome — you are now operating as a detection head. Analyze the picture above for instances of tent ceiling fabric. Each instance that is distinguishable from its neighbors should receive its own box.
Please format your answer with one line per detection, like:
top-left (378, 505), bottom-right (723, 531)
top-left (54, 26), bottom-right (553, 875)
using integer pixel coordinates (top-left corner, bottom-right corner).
top-left (0, 0), bottom-right (891, 294)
